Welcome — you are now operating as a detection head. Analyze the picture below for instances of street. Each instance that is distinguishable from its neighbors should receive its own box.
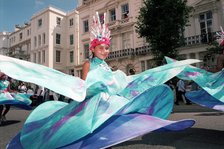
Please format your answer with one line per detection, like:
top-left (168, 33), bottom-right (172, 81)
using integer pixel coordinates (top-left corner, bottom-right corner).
top-left (1, 103), bottom-right (224, 149)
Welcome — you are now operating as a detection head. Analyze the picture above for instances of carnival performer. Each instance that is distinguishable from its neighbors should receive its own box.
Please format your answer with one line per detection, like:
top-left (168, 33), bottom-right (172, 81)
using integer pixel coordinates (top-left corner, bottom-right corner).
top-left (0, 72), bottom-right (32, 125)
top-left (0, 72), bottom-right (11, 124)
top-left (3, 12), bottom-right (200, 149)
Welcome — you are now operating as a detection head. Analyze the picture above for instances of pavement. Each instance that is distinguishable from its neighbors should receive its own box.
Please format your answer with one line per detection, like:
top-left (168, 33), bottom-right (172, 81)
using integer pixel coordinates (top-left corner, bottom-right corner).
top-left (0, 103), bottom-right (224, 149)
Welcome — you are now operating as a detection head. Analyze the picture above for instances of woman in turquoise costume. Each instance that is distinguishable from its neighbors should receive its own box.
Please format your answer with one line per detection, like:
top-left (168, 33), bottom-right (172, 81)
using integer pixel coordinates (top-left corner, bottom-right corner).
top-left (0, 12), bottom-right (204, 149)
top-left (0, 72), bottom-right (32, 124)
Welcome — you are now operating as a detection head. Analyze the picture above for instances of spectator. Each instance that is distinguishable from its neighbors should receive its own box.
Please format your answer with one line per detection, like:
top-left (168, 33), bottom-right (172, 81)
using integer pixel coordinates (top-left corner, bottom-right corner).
top-left (176, 79), bottom-right (191, 105)
top-left (18, 82), bottom-right (27, 93)
top-left (167, 80), bottom-right (177, 104)
top-left (36, 86), bottom-right (44, 105)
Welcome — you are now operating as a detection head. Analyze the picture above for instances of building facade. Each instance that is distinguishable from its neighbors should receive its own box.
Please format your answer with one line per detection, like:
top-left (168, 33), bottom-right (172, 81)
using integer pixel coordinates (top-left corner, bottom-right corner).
top-left (3, 0), bottom-right (224, 77)
top-left (76, 0), bottom-right (224, 76)
top-left (181, 0), bottom-right (224, 71)
top-left (29, 6), bottom-right (79, 75)
top-left (8, 24), bottom-right (31, 61)
top-left (7, 6), bottom-right (79, 75)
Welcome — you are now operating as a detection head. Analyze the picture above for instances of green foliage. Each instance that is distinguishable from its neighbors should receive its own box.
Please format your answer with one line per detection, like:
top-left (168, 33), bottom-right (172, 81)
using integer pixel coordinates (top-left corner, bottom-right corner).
top-left (136, 0), bottom-right (192, 65)
top-left (206, 41), bottom-right (223, 55)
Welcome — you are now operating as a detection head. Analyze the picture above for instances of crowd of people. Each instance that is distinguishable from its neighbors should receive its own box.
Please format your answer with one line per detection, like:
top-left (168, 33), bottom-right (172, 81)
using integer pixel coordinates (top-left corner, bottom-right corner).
top-left (0, 73), bottom-right (66, 125)
top-left (167, 79), bottom-right (198, 105)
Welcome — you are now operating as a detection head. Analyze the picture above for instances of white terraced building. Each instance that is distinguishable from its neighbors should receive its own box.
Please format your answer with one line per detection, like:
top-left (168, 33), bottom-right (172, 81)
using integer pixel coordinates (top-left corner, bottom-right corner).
top-left (1, 0), bottom-right (224, 77)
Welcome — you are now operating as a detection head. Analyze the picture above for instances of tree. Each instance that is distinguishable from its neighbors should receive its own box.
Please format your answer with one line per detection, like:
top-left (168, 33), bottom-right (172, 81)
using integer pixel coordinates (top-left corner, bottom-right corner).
top-left (205, 36), bottom-right (224, 72)
top-left (206, 41), bottom-right (223, 56)
top-left (136, 0), bottom-right (192, 65)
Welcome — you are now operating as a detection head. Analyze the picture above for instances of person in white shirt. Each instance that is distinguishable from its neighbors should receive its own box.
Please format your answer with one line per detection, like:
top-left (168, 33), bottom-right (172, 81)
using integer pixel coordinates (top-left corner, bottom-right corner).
top-left (176, 79), bottom-right (191, 105)
top-left (36, 86), bottom-right (44, 105)
top-left (26, 86), bottom-right (34, 95)
top-left (18, 82), bottom-right (27, 93)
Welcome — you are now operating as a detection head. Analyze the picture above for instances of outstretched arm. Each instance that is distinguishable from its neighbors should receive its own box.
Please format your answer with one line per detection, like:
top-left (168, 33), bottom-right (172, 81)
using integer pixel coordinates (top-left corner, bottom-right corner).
top-left (82, 61), bottom-right (90, 80)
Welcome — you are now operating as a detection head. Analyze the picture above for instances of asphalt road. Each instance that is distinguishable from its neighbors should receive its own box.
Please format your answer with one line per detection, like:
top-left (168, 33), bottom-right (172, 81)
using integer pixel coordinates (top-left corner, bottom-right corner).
top-left (0, 103), bottom-right (224, 149)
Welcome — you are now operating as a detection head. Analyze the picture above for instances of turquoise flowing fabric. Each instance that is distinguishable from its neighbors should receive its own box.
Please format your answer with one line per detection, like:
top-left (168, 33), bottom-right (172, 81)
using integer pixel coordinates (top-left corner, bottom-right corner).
top-left (0, 55), bottom-right (86, 102)
top-left (0, 80), bottom-right (32, 110)
top-left (0, 55), bottom-right (201, 149)
top-left (165, 57), bottom-right (224, 111)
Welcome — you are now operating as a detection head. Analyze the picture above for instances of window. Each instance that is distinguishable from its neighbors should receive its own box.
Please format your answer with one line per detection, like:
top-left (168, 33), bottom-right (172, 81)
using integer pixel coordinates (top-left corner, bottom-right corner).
top-left (27, 29), bottom-right (30, 36)
top-left (190, 53), bottom-right (196, 59)
top-left (84, 43), bottom-right (89, 59)
top-left (38, 51), bottom-right (41, 63)
top-left (34, 36), bottom-right (37, 47)
top-left (69, 69), bottom-right (74, 76)
top-left (57, 17), bottom-right (61, 26)
top-left (179, 54), bottom-right (187, 60)
top-left (77, 69), bottom-right (83, 78)
top-left (146, 60), bottom-right (154, 69)
top-left (38, 19), bottom-right (42, 27)
top-left (83, 20), bottom-right (89, 32)
top-left (56, 33), bottom-right (61, 44)
top-left (99, 13), bottom-right (104, 24)
top-left (121, 4), bottom-right (129, 19)
top-left (122, 32), bottom-right (130, 49)
top-left (69, 18), bottom-right (74, 26)
top-left (42, 33), bottom-right (45, 45)
top-left (141, 61), bottom-right (145, 72)
top-left (126, 64), bottom-right (135, 75)
top-left (33, 53), bottom-right (36, 63)
top-left (56, 50), bottom-right (61, 62)
top-left (70, 51), bottom-right (74, 63)
top-left (42, 50), bottom-right (45, 63)
top-left (19, 33), bottom-right (22, 40)
top-left (70, 34), bottom-right (74, 45)
top-left (110, 36), bottom-right (117, 51)
top-left (109, 9), bottom-right (116, 21)
top-left (199, 11), bottom-right (213, 43)
top-left (38, 35), bottom-right (41, 46)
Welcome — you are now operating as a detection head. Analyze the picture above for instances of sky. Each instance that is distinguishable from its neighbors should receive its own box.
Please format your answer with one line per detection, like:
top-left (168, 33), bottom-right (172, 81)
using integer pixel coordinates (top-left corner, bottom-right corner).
top-left (0, 0), bottom-right (78, 32)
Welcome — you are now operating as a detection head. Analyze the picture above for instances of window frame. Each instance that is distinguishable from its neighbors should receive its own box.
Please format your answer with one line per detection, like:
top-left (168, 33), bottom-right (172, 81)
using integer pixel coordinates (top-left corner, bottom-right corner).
top-left (38, 19), bottom-right (42, 27)
top-left (70, 34), bottom-right (74, 45)
top-left (70, 51), bottom-right (74, 63)
top-left (56, 33), bottom-right (61, 44)
top-left (121, 3), bottom-right (129, 19)
top-left (56, 50), bottom-right (61, 63)
top-left (83, 20), bottom-right (89, 33)
top-left (109, 8), bottom-right (116, 22)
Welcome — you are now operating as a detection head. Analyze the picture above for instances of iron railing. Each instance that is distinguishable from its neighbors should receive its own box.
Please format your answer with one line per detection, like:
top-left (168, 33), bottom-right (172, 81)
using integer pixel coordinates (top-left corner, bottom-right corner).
top-left (107, 46), bottom-right (151, 59)
top-left (184, 32), bottom-right (218, 46)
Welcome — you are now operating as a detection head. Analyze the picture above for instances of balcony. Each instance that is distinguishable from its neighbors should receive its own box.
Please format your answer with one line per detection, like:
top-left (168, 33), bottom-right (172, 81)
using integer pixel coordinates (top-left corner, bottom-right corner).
top-left (108, 17), bottom-right (133, 29)
top-left (107, 46), bottom-right (151, 59)
top-left (135, 46), bottom-right (151, 55)
top-left (184, 32), bottom-right (217, 46)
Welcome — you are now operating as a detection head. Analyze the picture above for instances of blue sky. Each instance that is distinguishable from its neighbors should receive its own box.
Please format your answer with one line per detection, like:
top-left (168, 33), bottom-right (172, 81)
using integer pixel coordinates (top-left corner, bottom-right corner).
top-left (0, 0), bottom-right (77, 32)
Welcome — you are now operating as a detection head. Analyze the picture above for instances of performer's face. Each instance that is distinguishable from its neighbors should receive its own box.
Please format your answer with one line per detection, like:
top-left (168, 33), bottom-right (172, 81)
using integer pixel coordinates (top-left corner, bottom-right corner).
top-left (93, 44), bottom-right (110, 60)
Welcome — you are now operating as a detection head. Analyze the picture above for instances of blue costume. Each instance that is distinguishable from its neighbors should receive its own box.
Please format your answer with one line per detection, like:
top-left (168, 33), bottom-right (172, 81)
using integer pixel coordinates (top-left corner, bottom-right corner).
top-left (0, 79), bottom-right (32, 110)
top-left (165, 57), bottom-right (224, 112)
top-left (0, 55), bottom-right (199, 149)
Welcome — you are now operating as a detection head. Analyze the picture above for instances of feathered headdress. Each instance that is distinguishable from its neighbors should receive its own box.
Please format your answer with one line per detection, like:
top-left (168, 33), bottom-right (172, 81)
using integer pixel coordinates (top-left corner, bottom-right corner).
top-left (90, 12), bottom-right (111, 51)
top-left (216, 26), bottom-right (224, 46)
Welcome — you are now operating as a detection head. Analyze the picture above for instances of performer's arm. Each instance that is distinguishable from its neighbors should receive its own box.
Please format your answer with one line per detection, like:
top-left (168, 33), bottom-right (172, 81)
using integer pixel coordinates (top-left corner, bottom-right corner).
top-left (82, 61), bottom-right (90, 80)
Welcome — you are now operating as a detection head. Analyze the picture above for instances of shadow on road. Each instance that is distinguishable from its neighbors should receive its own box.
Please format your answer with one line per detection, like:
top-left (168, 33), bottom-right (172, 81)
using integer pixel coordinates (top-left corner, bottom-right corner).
top-left (0, 120), bottom-right (20, 127)
top-left (115, 128), bottom-right (224, 149)
top-left (195, 112), bottom-right (224, 116)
